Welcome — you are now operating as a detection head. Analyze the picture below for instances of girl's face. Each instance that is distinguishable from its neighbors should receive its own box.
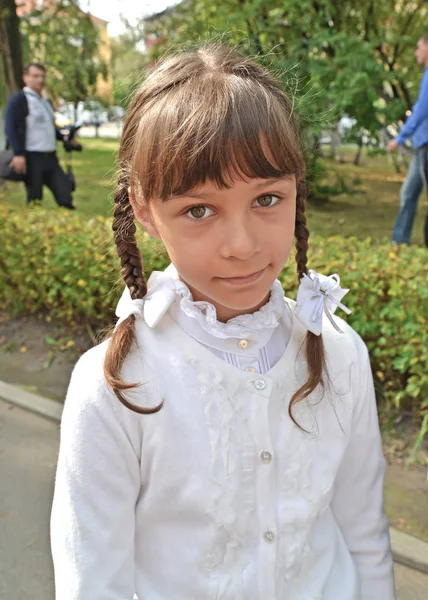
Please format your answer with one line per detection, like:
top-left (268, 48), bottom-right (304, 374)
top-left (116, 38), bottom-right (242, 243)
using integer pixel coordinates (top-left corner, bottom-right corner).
top-left (135, 175), bottom-right (296, 322)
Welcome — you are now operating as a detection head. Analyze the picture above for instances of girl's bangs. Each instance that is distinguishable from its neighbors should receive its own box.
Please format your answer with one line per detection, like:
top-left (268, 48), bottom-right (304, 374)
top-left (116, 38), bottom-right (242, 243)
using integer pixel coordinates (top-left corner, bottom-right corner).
top-left (131, 76), bottom-right (304, 201)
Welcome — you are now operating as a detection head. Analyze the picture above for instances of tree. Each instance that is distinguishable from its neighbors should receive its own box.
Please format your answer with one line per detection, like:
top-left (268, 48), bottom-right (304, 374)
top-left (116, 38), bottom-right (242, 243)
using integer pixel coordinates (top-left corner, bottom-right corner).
top-left (20, 0), bottom-right (108, 109)
top-left (110, 18), bottom-right (146, 107)
top-left (0, 0), bottom-right (24, 102)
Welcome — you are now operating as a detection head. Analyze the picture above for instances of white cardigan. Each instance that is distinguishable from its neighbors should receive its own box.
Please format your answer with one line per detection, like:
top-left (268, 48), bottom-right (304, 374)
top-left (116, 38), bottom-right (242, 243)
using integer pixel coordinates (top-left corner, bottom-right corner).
top-left (51, 271), bottom-right (395, 600)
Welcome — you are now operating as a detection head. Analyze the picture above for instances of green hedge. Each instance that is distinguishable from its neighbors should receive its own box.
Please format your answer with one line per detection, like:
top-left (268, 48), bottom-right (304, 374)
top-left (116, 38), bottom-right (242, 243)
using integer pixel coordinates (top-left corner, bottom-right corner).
top-left (1, 205), bottom-right (427, 427)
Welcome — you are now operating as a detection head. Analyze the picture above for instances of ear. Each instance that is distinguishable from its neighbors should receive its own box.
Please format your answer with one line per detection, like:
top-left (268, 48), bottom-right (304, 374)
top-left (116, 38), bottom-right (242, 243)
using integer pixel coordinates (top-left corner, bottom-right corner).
top-left (129, 187), bottom-right (161, 240)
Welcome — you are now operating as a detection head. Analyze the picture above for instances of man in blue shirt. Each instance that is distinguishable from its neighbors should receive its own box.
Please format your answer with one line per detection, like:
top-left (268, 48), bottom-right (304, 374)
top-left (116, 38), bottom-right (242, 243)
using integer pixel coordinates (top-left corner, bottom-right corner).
top-left (387, 35), bottom-right (428, 246)
top-left (5, 62), bottom-right (77, 209)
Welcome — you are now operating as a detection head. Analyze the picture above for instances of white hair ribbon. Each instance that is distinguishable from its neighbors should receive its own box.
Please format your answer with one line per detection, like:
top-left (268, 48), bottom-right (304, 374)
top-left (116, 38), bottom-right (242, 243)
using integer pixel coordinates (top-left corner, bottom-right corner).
top-left (115, 270), bottom-right (177, 328)
top-left (295, 270), bottom-right (351, 336)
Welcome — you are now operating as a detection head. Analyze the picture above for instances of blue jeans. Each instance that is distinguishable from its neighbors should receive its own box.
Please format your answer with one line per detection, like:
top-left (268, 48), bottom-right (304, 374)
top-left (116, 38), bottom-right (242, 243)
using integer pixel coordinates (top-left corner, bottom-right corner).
top-left (392, 146), bottom-right (428, 244)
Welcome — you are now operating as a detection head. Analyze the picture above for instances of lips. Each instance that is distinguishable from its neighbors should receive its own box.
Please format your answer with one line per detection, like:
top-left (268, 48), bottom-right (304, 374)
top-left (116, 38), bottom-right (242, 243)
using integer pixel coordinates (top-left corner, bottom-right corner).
top-left (225, 270), bottom-right (262, 279)
top-left (217, 268), bottom-right (266, 285)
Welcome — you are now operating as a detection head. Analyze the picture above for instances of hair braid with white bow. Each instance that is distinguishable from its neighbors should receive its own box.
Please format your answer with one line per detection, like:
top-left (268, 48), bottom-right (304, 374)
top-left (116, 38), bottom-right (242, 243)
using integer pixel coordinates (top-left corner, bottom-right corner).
top-left (103, 174), bottom-right (163, 413)
top-left (291, 182), bottom-right (327, 426)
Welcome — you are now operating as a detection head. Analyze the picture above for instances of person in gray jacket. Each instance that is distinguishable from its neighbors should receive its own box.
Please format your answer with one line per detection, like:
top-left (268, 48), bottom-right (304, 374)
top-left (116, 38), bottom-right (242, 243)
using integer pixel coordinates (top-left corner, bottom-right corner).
top-left (5, 62), bottom-right (79, 209)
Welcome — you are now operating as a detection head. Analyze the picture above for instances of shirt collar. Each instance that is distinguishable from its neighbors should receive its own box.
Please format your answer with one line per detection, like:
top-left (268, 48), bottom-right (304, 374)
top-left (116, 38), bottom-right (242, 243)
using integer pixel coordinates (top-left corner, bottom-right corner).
top-left (23, 86), bottom-right (48, 101)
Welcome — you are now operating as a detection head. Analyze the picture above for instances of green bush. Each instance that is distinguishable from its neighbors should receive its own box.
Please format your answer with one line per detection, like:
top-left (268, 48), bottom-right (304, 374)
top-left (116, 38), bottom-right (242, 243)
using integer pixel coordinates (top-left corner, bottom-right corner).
top-left (0, 205), bottom-right (168, 324)
top-left (1, 205), bottom-right (427, 435)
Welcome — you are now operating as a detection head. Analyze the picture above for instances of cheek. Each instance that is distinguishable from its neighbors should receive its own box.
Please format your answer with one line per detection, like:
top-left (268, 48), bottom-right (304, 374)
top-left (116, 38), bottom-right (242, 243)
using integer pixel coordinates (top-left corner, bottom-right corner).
top-left (152, 221), bottom-right (210, 273)
top-left (271, 202), bottom-right (296, 263)
top-left (271, 200), bottom-right (295, 240)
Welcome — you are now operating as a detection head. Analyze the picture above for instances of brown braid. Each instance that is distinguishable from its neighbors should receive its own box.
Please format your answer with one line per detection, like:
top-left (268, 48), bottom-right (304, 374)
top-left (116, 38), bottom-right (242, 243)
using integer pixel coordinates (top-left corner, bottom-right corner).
top-left (294, 181), bottom-right (310, 281)
top-left (289, 181), bottom-right (326, 426)
top-left (103, 175), bottom-right (163, 414)
top-left (112, 178), bottom-right (146, 300)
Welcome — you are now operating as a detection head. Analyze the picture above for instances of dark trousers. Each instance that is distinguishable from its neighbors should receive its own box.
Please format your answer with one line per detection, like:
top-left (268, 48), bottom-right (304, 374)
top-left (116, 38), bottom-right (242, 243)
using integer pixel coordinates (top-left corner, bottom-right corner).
top-left (26, 151), bottom-right (74, 209)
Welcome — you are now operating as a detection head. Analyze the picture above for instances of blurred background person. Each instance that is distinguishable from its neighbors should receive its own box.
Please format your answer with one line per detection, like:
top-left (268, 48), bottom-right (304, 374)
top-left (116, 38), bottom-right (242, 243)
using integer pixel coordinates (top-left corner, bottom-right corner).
top-left (387, 35), bottom-right (428, 247)
top-left (5, 62), bottom-right (79, 209)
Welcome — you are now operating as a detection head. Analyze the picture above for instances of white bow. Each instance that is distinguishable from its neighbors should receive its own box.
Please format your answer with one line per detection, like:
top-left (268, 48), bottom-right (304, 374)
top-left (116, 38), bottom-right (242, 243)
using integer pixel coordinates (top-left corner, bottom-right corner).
top-left (115, 270), bottom-right (177, 328)
top-left (295, 270), bottom-right (351, 336)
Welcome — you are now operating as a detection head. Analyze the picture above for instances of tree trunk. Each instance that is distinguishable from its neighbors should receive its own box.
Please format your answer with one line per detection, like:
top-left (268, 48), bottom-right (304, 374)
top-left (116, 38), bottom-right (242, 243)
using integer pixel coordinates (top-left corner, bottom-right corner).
top-left (0, 0), bottom-right (24, 97)
top-left (353, 136), bottom-right (363, 166)
top-left (390, 152), bottom-right (402, 174)
top-left (312, 134), bottom-right (324, 158)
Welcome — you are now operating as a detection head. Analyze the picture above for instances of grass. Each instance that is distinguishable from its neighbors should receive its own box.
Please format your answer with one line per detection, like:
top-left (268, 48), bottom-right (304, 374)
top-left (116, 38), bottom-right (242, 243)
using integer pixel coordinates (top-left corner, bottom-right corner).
top-left (308, 149), bottom-right (425, 244)
top-left (1, 139), bottom-right (427, 245)
top-left (0, 138), bottom-right (118, 218)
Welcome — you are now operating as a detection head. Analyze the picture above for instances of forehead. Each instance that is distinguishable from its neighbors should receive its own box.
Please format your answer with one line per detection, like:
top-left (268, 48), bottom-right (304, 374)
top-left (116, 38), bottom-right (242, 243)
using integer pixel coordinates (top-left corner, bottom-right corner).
top-left (27, 67), bottom-right (45, 76)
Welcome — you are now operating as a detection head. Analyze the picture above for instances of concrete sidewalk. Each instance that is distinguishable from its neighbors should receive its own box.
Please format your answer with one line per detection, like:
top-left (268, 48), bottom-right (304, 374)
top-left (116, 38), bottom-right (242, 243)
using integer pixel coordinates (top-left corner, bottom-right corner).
top-left (1, 382), bottom-right (428, 599)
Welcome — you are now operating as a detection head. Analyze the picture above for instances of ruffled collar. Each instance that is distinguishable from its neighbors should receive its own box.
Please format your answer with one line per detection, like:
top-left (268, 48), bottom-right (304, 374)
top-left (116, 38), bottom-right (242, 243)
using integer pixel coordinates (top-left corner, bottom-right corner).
top-left (172, 272), bottom-right (286, 341)
top-left (116, 264), bottom-right (288, 342)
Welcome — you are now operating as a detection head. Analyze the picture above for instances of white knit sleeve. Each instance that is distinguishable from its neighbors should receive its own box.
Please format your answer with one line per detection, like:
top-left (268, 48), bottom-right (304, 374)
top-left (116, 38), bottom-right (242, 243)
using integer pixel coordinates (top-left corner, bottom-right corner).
top-left (50, 344), bottom-right (142, 600)
top-left (330, 340), bottom-right (396, 599)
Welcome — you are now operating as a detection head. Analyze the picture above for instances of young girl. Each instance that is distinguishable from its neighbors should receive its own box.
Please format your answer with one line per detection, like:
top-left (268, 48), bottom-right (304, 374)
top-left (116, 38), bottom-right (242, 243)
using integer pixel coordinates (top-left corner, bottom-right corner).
top-left (51, 44), bottom-right (396, 600)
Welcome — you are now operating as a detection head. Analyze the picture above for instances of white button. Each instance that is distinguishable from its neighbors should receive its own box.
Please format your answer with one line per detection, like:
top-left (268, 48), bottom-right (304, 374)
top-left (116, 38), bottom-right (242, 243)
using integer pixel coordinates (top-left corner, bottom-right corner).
top-left (238, 339), bottom-right (249, 350)
top-left (245, 366), bottom-right (256, 373)
top-left (260, 450), bottom-right (272, 464)
top-left (253, 379), bottom-right (266, 391)
top-left (263, 530), bottom-right (275, 543)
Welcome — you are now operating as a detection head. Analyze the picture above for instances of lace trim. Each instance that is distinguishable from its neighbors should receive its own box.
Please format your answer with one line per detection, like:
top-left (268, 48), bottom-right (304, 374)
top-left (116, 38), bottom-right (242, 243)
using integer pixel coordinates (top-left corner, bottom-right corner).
top-left (191, 356), bottom-right (255, 600)
top-left (275, 372), bottom-right (351, 596)
top-left (172, 278), bottom-right (287, 340)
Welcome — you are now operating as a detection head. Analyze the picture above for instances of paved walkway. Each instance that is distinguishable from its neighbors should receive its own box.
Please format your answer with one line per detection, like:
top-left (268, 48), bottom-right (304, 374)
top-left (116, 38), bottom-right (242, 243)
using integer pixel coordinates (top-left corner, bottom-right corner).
top-left (0, 400), bottom-right (58, 600)
top-left (0, 399), bottom-right (427, 599)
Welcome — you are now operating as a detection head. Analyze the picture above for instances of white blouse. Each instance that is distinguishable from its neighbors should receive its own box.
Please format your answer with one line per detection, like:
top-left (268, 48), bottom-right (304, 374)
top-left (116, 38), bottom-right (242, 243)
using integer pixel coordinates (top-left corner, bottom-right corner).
top-left (50, 267), bottom-right (396, 600)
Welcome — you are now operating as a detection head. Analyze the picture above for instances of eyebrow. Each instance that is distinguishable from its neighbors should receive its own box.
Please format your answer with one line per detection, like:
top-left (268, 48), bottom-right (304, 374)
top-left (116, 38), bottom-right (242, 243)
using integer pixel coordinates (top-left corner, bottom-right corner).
top-left (252, 175), bottom-right (294, 189)
top-left (170, 175), bottom-right (294, 201)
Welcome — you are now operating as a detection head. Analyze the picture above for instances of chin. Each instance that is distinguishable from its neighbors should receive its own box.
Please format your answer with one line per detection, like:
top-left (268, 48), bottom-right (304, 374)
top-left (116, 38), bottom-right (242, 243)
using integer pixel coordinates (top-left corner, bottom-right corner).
top-left (217, 288), bottom-right (271, 313)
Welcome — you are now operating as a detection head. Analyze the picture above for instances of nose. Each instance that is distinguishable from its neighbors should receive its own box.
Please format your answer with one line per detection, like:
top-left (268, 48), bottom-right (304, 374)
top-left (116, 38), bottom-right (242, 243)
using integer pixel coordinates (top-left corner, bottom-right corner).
top-left (220, 215), bottom-right (260, 260)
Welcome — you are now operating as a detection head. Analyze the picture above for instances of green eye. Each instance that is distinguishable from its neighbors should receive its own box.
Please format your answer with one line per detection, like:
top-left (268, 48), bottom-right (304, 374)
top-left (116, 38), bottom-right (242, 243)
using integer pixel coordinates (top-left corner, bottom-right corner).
top-left (185, 205), bottom-right (214, 220)
top-left (257, 195), bottom-right (278, 207)
top-left (189, 206), bottom-right (207, 219)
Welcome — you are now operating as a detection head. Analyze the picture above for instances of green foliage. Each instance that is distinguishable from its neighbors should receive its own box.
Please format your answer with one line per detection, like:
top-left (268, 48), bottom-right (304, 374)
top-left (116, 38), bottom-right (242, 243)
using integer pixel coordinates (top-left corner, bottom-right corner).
top-left (1, 205), bottom-right (427, 440)
top-left (0, 205), bottom-right (168, 323)
top-left (145, 0), bottom-right (428, 136)
top-left (20, 0), bottom-right (108, 105)
top-left (110, 25), bottom-right (146, 107)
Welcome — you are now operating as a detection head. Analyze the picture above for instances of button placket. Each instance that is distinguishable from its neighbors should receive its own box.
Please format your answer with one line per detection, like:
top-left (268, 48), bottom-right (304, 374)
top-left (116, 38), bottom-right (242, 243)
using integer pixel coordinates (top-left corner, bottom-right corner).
top-left (248, 372), bottom-right (276, 598)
